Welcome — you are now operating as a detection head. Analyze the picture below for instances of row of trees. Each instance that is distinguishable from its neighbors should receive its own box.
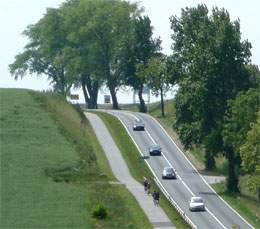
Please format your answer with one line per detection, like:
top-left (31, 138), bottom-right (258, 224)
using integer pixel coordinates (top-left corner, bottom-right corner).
top-left (10, 0), bottom-right (169, 113)
top-left (10, 1), bottom-right (259, 195)
top-left (170, 5), bottom-right (259, 195)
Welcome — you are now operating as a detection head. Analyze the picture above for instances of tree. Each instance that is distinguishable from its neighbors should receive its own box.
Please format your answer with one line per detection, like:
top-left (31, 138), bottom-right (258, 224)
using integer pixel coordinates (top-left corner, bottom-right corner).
top-left (10, 0), bottom-right (141, 109)
top-left (170, 5), bottom-right (252, 176)
top-left (223, 88), bottom-right (259, 192)
top-left (245, 64), bottom-right (260, 89)
top-left (240, 111), bottom-right (260, 200)
top-left (136, 55), bottom-right (171, 117)
top-left (121, 16), bottom-right (161, 112)
top-left (9, 8), bottom-right (72, 96)
top-left (83, 0), bottom-right (140, 109)
top-left (60, 0), bottom-right (105, 108)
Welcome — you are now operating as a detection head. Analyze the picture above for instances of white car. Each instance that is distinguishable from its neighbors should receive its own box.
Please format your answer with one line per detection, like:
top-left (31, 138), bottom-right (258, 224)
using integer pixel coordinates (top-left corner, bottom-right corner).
top-left (162, 167), bottom-right (176, 179)
top-left (189, 196), bottom-right (205, 211)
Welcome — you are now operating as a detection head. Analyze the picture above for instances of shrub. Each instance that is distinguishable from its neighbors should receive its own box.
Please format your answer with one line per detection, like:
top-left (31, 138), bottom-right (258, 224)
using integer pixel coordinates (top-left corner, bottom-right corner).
top-left (91, 204), bottom-right (107, 219)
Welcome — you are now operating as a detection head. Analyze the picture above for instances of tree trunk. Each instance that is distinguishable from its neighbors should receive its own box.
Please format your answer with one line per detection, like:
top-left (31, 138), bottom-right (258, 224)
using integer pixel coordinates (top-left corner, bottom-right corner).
top-left (205, 151), bottom-right (216, 171)
top-left (226, 146), bottom-right (239, 193)
top-left (93, 81), bottom-right (99, 109)
top-left (88, 96), bottom-right (96, 109)
top-left (257, 187), bottom-right (260, 202)
top-left (59, 68), bottom-right (68, 97)
top-left (160, 87), bottom-right (165, 117)
top-left (81, 78), bottom-right (90, 108)
top-left (82, 75), bottom-right (99, 109)
top-left (88, 81), bottom-right (99, 109)
top-left (138, 85), bottom-right (147, 113)
top-left (109, 85), bottom-right (119, 110)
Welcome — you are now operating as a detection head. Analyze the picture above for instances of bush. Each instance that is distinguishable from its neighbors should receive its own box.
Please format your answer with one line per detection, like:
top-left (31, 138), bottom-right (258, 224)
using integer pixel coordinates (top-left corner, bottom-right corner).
top-left (91, 204), bottom-right (107, 219)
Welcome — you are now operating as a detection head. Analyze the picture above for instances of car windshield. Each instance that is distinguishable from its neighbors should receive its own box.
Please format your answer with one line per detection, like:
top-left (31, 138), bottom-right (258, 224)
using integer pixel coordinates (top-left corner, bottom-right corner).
top-left (151, 145), bottom-right (160, 150)
top-left (134, 120), bottom-right (143, 125)
top-left (192, 198), bottom-right (203, 203)
top-left (166, 168), bottom-right (173, 173)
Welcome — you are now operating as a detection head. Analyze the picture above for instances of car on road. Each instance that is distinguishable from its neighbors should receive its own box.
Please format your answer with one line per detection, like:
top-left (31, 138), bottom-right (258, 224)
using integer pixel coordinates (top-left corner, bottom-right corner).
top-left (133, 119), bottom-right (145, 131)
top-left (149, 144), bottom-right (162, 156)
top-left (162, 167), bottom-right (176, 179)
top-left (189, 196), bottom-right (205, 211)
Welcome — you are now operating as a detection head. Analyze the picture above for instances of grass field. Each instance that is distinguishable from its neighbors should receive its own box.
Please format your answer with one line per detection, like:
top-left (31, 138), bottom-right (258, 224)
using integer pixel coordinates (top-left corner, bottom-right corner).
top-left (95, 111), bottom-right (190, 229)
top-left (0, 88), bottom-right (151, 229)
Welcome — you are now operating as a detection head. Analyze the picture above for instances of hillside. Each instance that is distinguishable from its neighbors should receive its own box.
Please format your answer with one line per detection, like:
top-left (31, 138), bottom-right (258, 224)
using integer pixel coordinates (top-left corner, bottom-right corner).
top-left (0, 89), bottom-right (150, 228)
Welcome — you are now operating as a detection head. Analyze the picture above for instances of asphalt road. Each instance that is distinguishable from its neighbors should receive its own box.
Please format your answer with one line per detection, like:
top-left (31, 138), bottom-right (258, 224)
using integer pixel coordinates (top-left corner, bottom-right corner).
top-left (107, 110), bottom-right (253, 229)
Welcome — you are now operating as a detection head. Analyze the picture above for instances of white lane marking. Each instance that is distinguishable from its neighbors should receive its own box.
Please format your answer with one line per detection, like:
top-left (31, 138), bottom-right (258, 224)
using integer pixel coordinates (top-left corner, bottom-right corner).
top-left (145, 128), bottom-right (157, 145)
top-left (145, 114), bottom-right (254, 229)
top-left (129, 112), bottom-right (227, 229)
top-left (127, 112), bottom-right (140, 121)
top-left (109, 111), bottom-right (197, 229)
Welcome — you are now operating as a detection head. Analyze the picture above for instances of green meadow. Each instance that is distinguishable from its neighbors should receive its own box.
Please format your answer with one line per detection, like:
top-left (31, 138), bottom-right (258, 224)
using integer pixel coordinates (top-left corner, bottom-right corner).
top-left (0, 89), bottom-right (150, 229)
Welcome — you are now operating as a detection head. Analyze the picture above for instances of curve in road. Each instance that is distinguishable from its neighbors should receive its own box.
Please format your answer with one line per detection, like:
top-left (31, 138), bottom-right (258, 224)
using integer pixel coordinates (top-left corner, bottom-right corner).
top-left (107, 110), bottom-right (253, 229)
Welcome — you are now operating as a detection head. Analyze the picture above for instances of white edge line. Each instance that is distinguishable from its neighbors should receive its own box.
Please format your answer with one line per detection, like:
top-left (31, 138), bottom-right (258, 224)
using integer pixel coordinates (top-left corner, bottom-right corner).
top-left (144, 127), bottom-right (227, 229)
top-left (146, 114), bottom-right (254, 229)
top-left (106, 110), bottom-right (198, 229)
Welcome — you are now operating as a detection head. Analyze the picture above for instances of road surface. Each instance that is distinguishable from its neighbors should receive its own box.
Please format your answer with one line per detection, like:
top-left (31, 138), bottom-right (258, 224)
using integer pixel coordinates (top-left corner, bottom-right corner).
top-left (107, 110), bottom-right (253, 229)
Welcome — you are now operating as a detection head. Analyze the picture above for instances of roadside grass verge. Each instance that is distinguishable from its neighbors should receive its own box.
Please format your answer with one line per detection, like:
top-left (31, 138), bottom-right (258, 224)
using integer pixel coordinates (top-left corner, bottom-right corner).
top-left (95, 111), bottom-right (190, 228)
top-left (0, 88), bottom-right (151, 228)
top-left (212, 182), bottom-right (260, 228)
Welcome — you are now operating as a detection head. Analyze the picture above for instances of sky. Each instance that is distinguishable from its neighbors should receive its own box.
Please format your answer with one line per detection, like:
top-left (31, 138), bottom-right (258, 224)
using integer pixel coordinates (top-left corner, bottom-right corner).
top-left (1, 0), bottom-right (259, 103)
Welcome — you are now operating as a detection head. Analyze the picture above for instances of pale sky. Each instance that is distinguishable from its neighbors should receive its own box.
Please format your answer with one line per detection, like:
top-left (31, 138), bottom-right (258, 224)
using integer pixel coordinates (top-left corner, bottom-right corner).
top-left (1, 0), bottom-right (259, 103)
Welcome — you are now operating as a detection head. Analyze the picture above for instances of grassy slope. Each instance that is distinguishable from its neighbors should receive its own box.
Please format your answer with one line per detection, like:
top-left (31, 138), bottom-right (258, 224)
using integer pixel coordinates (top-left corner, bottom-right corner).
top-left (96, 111), bottom-right (190, 229)
top-left (212, 183), bottom-right (260, 228)
top-left (0, 89), bottom-right (151, 229)
top-left (122, 100), bottom-right (260, 227)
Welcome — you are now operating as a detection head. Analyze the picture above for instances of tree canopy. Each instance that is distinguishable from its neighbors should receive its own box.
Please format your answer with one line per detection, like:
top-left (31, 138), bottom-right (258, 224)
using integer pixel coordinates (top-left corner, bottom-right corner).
top-left (169, 4), bottom-right (254, 191)
top-left (10, 0), bottom-right (143, 109)
top-left (120, 16), bottom-right (161, 112)
top-left (136, 55), bottom-right (171, 117)
top-left (9, 7), bottom-right (72, 95)
top-left (240, 111), bottom-right (260, 198)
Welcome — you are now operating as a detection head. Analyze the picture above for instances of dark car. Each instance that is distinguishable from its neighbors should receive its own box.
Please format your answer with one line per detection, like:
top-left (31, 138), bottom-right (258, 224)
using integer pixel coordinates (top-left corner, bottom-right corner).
top-left (133, 119), bottom-right (145, 131)
top-left (149, 144), bottom-right (162, 156)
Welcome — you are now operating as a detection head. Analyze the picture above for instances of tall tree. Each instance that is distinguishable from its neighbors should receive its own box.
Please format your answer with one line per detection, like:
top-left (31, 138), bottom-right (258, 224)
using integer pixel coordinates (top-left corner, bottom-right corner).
top-left (170, 5), bottom-right (252, 179)
top-left (223, 88), bottom-right (259, 192)
top-left (121, 16), bottom-right (161, 112)
top-left (136, 55), bottom-right (172, 117)
top-left (9, 8), bottom-right (72, 96)
top-left (60, 0), bottom-right (105, 108)
top-left (83, 0), bottom-right (140, 109)
top-left (240, 111), bottom-right (260, 200)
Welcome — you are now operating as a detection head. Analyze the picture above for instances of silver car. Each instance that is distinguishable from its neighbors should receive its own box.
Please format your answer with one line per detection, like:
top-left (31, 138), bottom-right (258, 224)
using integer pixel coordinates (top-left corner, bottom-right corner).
top-left (162, 167), bottom-right (176, 179)
top-left (189, 196), bottom-right (205, 211)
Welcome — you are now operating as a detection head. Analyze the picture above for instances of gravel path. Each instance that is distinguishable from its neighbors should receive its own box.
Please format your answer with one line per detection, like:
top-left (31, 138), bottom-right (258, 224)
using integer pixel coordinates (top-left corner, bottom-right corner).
top-left (85, 112), bottom-right (175, 229)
